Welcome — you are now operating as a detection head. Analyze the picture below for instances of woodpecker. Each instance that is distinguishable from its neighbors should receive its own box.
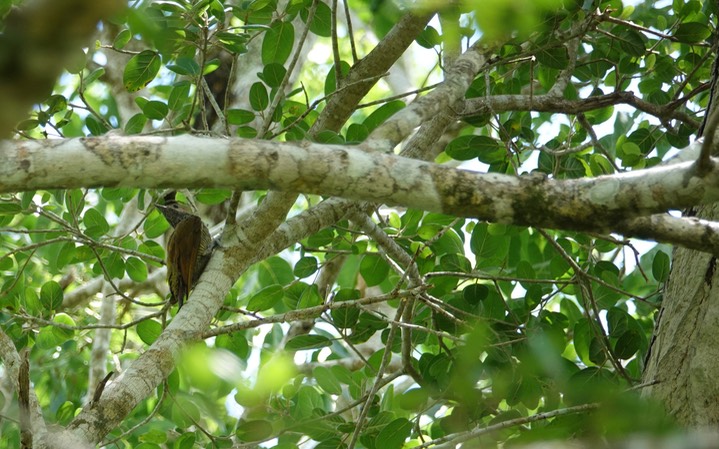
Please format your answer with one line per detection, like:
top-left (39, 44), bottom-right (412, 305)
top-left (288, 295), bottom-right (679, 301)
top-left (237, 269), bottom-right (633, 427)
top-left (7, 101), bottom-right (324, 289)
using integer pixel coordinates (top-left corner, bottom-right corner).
top-left (155, 193), bottom-right (213, 308)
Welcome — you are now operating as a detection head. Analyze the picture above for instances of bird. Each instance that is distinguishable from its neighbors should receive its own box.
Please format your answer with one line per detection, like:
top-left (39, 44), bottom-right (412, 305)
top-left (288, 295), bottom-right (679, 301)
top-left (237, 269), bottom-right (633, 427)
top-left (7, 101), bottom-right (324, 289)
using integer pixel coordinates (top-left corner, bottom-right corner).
top-left (155, 192), bottom-right (214, 308)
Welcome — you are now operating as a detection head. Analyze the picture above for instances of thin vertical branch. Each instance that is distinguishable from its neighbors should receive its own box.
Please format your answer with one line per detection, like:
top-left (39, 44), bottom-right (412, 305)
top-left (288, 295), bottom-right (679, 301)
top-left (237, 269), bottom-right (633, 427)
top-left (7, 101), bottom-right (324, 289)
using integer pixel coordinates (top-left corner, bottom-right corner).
top-left (342, 0), bottom-right (358, 63)
top-left (347, 300), bottom-right (407, 449)
top-left (331, 0), bottom-right (343, 87)
top-left (259, 0), bottom-right (320, 137)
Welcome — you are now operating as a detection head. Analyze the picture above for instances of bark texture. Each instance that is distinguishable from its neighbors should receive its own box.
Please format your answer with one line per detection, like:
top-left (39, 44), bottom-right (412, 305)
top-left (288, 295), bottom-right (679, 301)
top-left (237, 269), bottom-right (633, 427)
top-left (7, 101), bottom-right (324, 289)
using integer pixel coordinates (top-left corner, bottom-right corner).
top-left (642, 26), bottom-right (719, 425)
top-left (642, 206), bottom-right (719, 424)
top-left (3, 135), bottom-right (719, 249)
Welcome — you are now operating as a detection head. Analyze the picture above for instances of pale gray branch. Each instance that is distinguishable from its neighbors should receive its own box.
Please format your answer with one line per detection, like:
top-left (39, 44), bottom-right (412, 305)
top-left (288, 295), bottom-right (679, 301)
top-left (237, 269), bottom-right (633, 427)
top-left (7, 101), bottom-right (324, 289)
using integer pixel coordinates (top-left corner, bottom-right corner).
top-left (4, 136), bottom-right (719, 240)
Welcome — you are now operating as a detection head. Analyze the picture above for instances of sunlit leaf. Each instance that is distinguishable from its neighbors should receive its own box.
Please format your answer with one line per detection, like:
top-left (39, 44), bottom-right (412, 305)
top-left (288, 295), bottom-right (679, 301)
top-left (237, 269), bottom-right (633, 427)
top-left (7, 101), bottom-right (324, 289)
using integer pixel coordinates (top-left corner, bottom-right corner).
top-left (123, 50), bottom-right (161, 92)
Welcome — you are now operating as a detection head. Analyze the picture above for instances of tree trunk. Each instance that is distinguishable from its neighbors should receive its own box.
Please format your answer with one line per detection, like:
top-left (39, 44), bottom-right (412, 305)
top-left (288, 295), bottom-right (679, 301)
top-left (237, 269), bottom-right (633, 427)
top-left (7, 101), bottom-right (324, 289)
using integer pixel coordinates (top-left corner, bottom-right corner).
top-left (642, 30), bottom-right (719, 424)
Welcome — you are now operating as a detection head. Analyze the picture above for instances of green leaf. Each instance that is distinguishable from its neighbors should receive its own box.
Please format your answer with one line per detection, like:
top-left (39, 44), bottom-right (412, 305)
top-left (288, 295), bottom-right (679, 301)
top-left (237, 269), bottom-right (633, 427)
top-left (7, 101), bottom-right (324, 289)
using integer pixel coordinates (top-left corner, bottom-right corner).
top-left (324, 61), bottom-right (350, 96)
top-left (614, 329), bottom-right (642, 360)
top-left (167, 57), bottom-right (200, 76)
top-left (285, 334), bottom-right (332, 351)
top-left (168, 81), bottom-right (191, 111)
top-left (139, 241), bottom-right (165, 263)
top-left (0, 254), bottom-right (14, 271)
top-left (46, 95), bottom-right (68, 115)
top-left (302, 1), bottom-right (331, 37)
top-left (236, 420), bottom-right (274, 442)
top-left (536, 46), bottom-right (569, 69)
top-left (203, 57), bottom-right (221, 75)
top-left (139, 428), bottom-right (166, 444)
top-left (227, 109), bottom-right (256, 125)
top-left (36, 326), bottom-right (60, 349)
top-left (84, 67), bottom-right (105, 85)
top-left (126, 257), bottom-right (148, 282)
top-left (261, 62), bottom-right (287, 88)
top-left (439, 254), bottom-right (471, 273)
top-left (331, 296), bottom-right (360, 328)
top-left (123, 50), bottom-right (162, 92)
top-left (113, 29), bottom-right (132, 49)
top-left (470, 223), bottom-right (509, 268)
top-left (125, 113), bottom-right (148, 134)
top-left (297, 283), bottom-right (322, 309)
top-left (144, 210), bottom-right (170, 238)
top-left (375, 418), bottom-right (412, 449)
top-left (674, 22), bottom-right (711, 43)
top-left (588, 336), bottom-right (606, 365)
top-left (174, 433), bottom-right (196, 449)
top-left (247, 285), bottom-right (284, 311)
top-left (258, 256), bottom-right (295, 286)
top-left (445, 135), bottom-right (504, 162)
top-left (262, 21), bottom-right (294, 65)
top-left (445, 135), bottom-right (479, 161)
top-left (397, 388), bottom-right (429, 410)
top-left (0, 203), bottom-right (22, 215)
top-left (65, 47), bottom-right (86, 74)
top-left (56, 401), bottom-right (76, 426)
top-left (103, 252), bottom-right (126, 279)
top-left (346, 123), bottom-right (369, 143)
top-left (65, 189), bottom-right (84, 216)
top-left (196, 188), bottom-right (231, 205)
top-left (52, 313), bottom-right (75, 341)
top-left (40, 281), bottom-right (63, 310)
top-left (140, 101), bottom-right (169, 120)
top-left (294, 256), bottom-right (318, 278)
top-left (617, 28), bottom-right (646, 57)
top-left (363, 100), bottom-right (405, 133)
top-left (83, 208), bottom-right (110, 238)
top-left (314, 130), bottom-right (344, 144)
top-left (216, 332), bottom-right (250, 360)
top-left (171, 396), bottom-right (201, 428)
top-left (313, 366), bottom-right (343, 394)
top-left (291, 385), bottom-right (325, 420)
top-left (86, 116), bottom-right (108, 135)
top-left (573, 318), bottom-right (592, 365)
top-left (137, 319), bottom-right (163, 345)
top-left (607, 307), bottom-right (629, 337)
top-left (360, 254), bottom-right (389, 287)
top-left (249, 82), bottom-right (269, 111)
top-left (416, 25), bottom-right (441, 48)
top-left (216, 30), bottom-right (249, 53)
top-left (652, 251), bottom-right (670, 282)
top-left (22, 287), bottom-right (43, 315)
top-left (16, 119), bottom-right (39, 131)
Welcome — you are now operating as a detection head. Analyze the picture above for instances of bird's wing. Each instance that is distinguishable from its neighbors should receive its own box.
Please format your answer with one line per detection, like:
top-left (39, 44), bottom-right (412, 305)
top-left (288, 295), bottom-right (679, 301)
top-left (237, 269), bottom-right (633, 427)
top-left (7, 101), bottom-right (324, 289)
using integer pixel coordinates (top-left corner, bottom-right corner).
top-left (170, 216), bottom-right (204, 307)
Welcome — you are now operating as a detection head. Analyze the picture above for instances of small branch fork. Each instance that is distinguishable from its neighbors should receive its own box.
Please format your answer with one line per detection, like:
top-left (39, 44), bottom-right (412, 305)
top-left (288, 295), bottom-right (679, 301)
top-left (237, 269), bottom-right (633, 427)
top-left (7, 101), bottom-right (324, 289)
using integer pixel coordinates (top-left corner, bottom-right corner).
top-left (697, 107), bottom-right (719, 176)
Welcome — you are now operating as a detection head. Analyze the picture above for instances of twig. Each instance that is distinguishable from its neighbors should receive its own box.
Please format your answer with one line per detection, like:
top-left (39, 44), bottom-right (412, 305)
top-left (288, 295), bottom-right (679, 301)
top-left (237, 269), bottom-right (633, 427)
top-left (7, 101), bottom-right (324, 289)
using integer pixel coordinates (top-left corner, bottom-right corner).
top-left (342, 0), bottom-right (358, 63)
top-left (415, 403), bottom-right (599, 449)
top-left (537, 229), bottom-right (632, 383)
top-left (331, 0), bottom-right (342, 87)
top-left (201, 77), bottom-right (227, 134)
top-left (260, 0), bottom-right (319, 137)
top-left (697, 107), bottom-right (719, 175)
top-left (347, 301), bottom-right (407, 449)
top-left (203, 286), bottom-right (426, 338)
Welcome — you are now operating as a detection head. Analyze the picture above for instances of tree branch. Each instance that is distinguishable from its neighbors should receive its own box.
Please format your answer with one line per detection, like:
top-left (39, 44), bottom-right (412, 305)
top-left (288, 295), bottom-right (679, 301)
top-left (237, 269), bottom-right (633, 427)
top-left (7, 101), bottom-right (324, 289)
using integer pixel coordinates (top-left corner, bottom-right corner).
top-left (461, 90), bottom-right (702, 129)
top-left (4, 136), bottom-right (719, 244)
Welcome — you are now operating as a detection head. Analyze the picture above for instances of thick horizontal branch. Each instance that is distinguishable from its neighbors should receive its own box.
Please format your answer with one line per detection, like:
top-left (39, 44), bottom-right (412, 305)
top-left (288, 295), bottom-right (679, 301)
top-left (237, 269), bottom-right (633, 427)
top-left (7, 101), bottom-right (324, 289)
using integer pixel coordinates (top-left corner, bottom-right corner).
top-left (2, 135), bottom-right (718, 233)
top-left (616, 214), bottom-right (719, 254)
top-left (462, 91), bottom-right (701, 128)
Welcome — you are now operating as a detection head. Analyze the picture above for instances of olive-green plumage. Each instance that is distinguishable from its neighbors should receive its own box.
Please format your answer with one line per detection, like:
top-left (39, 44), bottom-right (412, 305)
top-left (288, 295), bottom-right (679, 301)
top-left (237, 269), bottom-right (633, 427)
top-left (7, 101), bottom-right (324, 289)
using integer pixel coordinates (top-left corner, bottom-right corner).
top-left (156, 195), bottom-right (212, 308)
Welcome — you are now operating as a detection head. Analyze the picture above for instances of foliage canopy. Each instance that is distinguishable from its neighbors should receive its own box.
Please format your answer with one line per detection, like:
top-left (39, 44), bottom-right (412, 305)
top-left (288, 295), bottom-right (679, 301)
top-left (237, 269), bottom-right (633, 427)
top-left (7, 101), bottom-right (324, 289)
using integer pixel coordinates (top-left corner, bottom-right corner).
top-left (0, 0), bottom-right (715, 447)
